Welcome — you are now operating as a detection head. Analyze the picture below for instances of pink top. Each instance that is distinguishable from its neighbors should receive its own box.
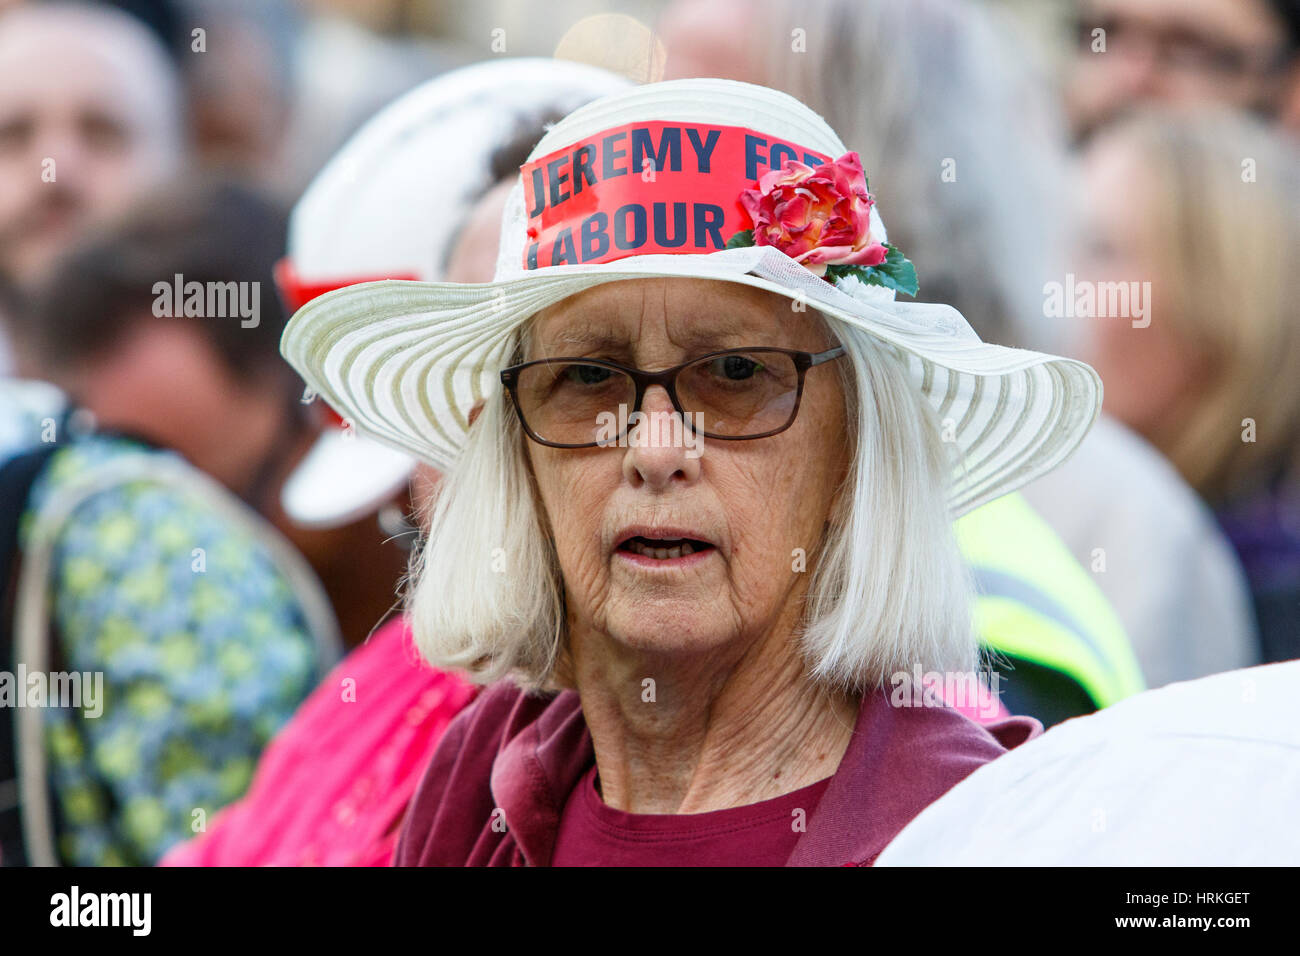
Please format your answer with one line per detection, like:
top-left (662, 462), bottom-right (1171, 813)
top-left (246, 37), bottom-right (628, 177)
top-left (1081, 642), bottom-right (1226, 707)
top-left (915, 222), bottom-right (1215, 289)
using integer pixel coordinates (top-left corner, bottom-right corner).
top-left (160, 616), bottom-right (476, 867)
top-left (553, 765), bottom-right (833, 866)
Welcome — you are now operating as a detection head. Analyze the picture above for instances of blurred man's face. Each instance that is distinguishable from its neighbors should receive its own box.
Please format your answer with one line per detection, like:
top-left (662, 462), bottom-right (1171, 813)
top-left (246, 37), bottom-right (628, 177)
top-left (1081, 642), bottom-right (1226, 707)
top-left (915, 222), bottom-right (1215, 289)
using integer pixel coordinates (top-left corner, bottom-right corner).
top-left (63, 313), bottom-right (287, 495)
top-left (1069, 0), bottom-right (1297, 139)
top-left (0, 11), bottom-right (182, 286)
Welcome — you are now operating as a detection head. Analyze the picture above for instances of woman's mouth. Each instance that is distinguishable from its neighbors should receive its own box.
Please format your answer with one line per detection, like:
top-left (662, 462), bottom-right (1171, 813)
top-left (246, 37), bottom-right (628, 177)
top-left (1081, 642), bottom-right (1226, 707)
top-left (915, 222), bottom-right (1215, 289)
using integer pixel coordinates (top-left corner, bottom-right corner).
top-left (615, 535), bottom-right (716, 565)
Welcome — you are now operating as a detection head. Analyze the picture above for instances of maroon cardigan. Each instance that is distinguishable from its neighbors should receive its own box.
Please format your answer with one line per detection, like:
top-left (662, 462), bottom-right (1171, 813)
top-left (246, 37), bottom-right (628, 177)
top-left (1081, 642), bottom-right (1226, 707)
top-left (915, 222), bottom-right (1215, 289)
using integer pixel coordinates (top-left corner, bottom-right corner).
top-left (394, 680), bottom-right (1040, 866)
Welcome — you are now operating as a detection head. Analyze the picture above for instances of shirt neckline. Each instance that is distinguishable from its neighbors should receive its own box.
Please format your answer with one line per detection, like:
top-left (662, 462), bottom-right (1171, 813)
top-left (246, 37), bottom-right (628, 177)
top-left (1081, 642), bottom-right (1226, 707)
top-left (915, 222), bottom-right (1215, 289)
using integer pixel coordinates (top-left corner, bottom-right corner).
top-left (577, 764), bottom-right (833, 840)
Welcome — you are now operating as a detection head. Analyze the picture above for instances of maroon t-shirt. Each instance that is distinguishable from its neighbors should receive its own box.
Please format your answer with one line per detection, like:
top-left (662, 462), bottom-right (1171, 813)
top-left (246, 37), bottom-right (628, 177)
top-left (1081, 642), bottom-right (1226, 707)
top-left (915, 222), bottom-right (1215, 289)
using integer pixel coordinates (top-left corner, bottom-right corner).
top-left (552, 765), bottom-right (832, 867)
top-left (394, 683), bottom-right (1042, 866)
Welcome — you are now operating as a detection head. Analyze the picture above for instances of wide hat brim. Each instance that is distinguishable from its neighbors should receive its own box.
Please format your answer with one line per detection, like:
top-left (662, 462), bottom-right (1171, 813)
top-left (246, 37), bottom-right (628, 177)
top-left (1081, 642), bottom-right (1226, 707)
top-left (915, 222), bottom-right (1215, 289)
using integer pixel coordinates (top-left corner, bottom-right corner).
top-left (281, 244), bottom-right (1100, 517)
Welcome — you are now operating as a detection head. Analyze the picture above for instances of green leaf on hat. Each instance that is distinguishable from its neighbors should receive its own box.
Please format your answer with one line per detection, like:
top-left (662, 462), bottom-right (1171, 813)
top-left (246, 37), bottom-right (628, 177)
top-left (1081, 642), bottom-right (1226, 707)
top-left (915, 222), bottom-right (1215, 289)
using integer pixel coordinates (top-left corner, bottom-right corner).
top-left (725, 229), bottom-right (755, 249)
top-left (824, 244), bottom-right (919, 297)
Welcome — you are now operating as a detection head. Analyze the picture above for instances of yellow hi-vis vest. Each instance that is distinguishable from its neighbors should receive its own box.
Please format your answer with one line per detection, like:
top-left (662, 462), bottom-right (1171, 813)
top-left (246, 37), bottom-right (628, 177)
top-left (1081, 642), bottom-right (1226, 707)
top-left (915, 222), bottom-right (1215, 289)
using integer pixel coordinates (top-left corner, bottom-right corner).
top-left (956, 492), bottom-right (1146, 710)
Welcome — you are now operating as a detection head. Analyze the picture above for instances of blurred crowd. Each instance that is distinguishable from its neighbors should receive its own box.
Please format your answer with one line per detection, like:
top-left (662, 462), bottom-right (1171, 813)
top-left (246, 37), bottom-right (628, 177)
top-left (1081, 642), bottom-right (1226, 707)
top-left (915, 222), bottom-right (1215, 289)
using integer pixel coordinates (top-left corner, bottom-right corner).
top-left (0, 0), bottom-right (1298, 866)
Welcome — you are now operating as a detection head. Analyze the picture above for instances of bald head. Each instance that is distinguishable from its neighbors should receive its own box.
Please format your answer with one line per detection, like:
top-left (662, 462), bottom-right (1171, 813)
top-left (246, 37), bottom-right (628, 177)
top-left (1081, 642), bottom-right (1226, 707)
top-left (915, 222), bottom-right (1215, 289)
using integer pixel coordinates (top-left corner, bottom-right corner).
top-left (0, 3), bottom-right (185, 288)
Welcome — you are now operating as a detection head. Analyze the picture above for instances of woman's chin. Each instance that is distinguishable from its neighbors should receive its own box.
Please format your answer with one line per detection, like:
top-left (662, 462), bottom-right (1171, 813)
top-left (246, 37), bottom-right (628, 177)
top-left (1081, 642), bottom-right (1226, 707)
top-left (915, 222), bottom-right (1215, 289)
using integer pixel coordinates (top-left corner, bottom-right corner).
top-left (603, 598), bottom-right (736, 656)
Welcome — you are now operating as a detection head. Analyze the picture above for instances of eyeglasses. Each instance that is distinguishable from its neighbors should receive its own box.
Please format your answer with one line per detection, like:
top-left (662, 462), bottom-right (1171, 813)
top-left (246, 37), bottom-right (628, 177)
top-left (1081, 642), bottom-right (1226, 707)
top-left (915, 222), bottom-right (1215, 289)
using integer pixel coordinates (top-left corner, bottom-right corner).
top-left (500, 346), bottom-right (846, 448)
top-left (1074, 14), bottom-right (1293, 81)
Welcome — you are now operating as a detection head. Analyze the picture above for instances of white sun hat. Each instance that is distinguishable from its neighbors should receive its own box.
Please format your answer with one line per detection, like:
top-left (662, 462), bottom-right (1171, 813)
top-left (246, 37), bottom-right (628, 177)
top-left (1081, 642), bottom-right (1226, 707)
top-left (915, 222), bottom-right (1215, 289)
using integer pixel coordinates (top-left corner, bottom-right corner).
top-left (277, 58), bottom-right (632, 527)
top-left (282, 78), bottom-right (1101, 517)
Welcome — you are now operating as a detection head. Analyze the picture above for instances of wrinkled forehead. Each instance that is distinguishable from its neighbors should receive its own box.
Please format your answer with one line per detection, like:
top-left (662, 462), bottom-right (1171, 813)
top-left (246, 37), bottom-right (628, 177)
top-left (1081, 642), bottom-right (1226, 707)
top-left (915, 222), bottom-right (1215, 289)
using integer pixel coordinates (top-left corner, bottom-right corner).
top-left (522, 277), bottom-right (833, 359)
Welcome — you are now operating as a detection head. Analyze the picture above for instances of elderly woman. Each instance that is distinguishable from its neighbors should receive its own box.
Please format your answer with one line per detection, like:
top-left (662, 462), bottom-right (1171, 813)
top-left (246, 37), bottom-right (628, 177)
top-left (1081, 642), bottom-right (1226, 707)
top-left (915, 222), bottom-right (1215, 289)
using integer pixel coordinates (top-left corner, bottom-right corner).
top-left (282, 79), bottom-right (1101, 866)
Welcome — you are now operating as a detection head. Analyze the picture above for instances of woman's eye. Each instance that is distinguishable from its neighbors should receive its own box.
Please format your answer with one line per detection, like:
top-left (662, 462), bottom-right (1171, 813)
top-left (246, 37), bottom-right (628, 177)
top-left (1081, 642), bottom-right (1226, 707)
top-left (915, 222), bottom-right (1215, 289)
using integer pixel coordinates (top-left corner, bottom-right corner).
top-left (563, 364), bottom-right (612, 386)
top-left (709, 355), bottom-right (763, 380)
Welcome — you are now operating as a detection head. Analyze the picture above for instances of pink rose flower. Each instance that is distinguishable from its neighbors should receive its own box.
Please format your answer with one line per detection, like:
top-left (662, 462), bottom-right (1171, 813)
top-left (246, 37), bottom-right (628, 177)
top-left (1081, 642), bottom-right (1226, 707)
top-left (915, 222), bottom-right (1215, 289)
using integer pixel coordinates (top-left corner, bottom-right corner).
top-left (738, 151), bottom-right (887, 277)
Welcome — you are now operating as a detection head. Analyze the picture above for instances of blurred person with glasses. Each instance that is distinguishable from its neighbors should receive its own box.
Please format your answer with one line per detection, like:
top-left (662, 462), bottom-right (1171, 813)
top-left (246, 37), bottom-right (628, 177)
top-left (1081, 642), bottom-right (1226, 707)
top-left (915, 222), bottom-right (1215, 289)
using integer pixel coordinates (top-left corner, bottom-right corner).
top-left (1069, 0), bottom-right (1300, 142)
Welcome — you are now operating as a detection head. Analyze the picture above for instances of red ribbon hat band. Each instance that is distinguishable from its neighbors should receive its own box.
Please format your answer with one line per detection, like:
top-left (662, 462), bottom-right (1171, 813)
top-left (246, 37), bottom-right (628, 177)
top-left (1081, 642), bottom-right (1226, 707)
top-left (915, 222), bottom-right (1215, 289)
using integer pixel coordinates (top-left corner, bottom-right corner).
top-left (274, 256), bottom-right (419, 314)
top-left (275, 256), bottom-right (419, 433)
top-left (521, 121), bottom-right (831, 269)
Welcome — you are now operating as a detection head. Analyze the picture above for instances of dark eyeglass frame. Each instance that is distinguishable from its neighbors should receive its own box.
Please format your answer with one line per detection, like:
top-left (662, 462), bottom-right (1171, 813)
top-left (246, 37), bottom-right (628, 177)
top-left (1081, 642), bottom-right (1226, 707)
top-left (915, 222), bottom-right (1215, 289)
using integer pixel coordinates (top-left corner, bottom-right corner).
top-left (499, 345), bottom-right (846, 449)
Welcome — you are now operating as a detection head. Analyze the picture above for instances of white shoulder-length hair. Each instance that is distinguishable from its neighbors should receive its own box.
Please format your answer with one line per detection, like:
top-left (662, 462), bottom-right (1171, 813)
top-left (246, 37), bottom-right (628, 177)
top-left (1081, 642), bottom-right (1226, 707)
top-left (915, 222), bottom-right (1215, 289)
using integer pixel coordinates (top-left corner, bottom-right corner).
top-left (407, 306), bottom-right (975, 692)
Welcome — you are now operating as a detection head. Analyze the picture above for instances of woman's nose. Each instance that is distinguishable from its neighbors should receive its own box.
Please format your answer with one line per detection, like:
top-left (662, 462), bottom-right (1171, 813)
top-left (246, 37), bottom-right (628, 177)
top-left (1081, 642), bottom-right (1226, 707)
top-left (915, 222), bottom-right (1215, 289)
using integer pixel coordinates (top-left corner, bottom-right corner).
top-left (638, 383), bottom-right (677, 418)
top-left (622, 385), bottom-right (702, 490)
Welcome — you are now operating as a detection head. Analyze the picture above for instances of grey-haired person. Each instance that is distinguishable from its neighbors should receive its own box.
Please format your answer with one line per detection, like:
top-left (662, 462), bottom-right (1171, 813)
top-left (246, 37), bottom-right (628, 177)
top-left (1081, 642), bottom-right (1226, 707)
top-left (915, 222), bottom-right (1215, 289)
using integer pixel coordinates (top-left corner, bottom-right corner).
top-left (284, 79), bottom-right (1101, 866)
